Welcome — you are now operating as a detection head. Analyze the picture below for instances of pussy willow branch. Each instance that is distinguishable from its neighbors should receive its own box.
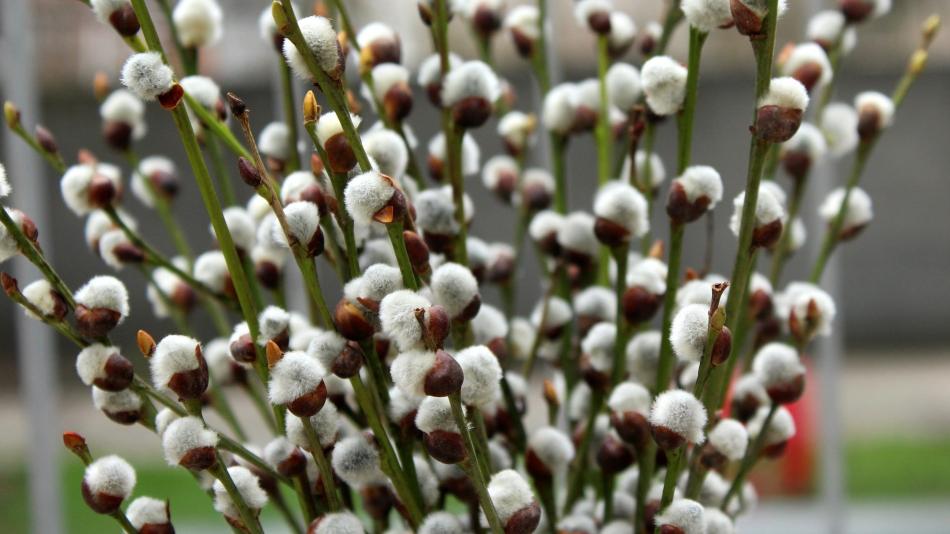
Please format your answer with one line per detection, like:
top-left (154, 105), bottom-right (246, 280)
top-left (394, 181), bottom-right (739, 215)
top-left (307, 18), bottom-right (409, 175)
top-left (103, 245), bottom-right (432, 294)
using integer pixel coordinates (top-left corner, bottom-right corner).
top-left (810, 23), bottom-right (937, 282)
top-left (123, 150), bottom-right (194, 261)
top-left (128, 0), bottom-right (282, 429)
top-left (704, 0), bottom-right (781, 415)
top-left (277, 58), bottom-right (303, 173)
top-left (720, 402), bottom-right (778, 511)
top-left (0, 207), bottom-right (76, 309)
top-left (595, 35), bottom-right (611, 185)
top-left (449, 392), bottom-right (504, 534)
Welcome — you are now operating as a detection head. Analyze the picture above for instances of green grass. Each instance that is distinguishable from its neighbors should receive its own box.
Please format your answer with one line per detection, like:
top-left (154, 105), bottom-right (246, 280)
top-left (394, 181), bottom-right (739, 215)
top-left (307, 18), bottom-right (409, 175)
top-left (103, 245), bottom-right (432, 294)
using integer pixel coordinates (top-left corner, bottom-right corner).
top-left (2, 436), bottom-right (949, 532)
top-left (846, 436), bottom-right (950, 498)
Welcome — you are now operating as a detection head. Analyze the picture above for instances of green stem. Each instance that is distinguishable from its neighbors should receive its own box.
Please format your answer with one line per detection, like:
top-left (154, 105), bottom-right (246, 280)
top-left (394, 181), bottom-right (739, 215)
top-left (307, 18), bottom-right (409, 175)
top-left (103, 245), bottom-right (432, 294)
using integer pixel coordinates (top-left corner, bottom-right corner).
top-left (809, 141), bottom-right (871, 283)
top-left (278, 58), bottom-right (302, 172)
top-left (677, 28), bottom-right (707, 174)
top-left (449, 393), bottom-right (504, 534)
top-left (634, 440), bottom-right (656, 531)
top-left (0, 207), bottom-right (76, 309)
top-left (535, 479), bottom-right (558, 534)
top-left (211, 452), bottom-right (265, 534)
top-left (184, 93), bottom-right (252, 160)
top-left (386, 221), bottom-right (420, 290)
top-left (109, 511), bottom-right (138, 534)
top-left (445, 123), bottom-right (469, 263)
top-left (533, 0), bottom-right (552, 94)
top-left (301, 416), bottom-right (343, 510)
top-left (466, 407), bottom-right (493, 481)
top-left (659, 446), bottom-right (684, 510)
top-left (125, 150), bottom-right (193, 260)
top-left (704, 0), bottom-right (781, 414)
top-left (205, 135), bottom-right (238, 207)
top-left (562, 390), bottom-right (604, 513)
top-left (654, 2), bottom-right (684, 57)
top-left (768, 175), bottom-right (806, 285)
top-left (654, 222), bottom-right (685, 392)
top-left (721, 403), bottom-right (778, 510)
top-left (610, 245), bottom-right (629, 386)
top-left (155, 0), bottom-right (194, 75)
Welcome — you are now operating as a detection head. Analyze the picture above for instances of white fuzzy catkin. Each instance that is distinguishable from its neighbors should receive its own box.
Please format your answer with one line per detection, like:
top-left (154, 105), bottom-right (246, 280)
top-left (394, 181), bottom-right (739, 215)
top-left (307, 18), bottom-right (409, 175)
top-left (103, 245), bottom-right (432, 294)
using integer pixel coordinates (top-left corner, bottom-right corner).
top-left (380, 290), bottom-right (432, 351)
top-left (90, 0), bottom-right (129, 23)
top-left (747, 405), bottom-right (796, 446)
top-left (708, 419), bottom-right (748, 461)
top-left (268, 351), bottom-right (325, 405)
top-left (581, 322), bottom-right (616, 372)
top-left (363, 128), bottom-right (409, 179)
top-left (482, 155), bottom-right (518, 192)
top-left (626, 257), bottom-right (668, 295)
top-left (670, 303), bottom-right (709, 362)
top-left (821, 103), bottom-right (860, 157)
top-left (753, 342), bottom-right (804, 390)
top-left (528, 210), bottom-right (565, 242)
top-left (391, 349), bottom-right (437, 397)
top-left (573, 0), bottom-right (612, 30)
top-left (316, 112), bottom-right (361, 150)
top-left (154, 408), bottom-right (179, 437)
top-left (344, 170), bottom-right (396, 226)
top-left (273, 201), bottom-right (320, 250)
top-left (366, 63), bottom-right (409, 102)
top-left (125, 496), bottom-right (170, 530)
top-left (75, 343), bottom-right (120, 386)
top-left (855, 91), bottom-right (895, 129)
top-left (677, 165), bottom-right (723, 206)
top-left (594, 181), bottom-right (650, 238)
top-left (574, 286), bottom-right (616, 323)
top-left (819, 187), bottom-right (873, 232)
top-left (150, 335), bottom-right (201, 391)
top-left (213, 466), bottom-right (268, 518)
top-left (92, 386), bottom-right (142, 418)
top-left (100, 89), bottom-right (146, 140)
top-left (497, 111), bottom-right (536, 152)
top-left (21, 279), bottom-right (59, 319)
top-left (641, 56), bottom-right (688, 116)
top-left (415, 396), bottom-right (460, 434)
top-left (307, 330), bottom-right (346, 369)
top-left (528, 426), bottom-right (575, 471)
top-left (542, 83), bottom-right (580, 134)
top-left (807, 11), bottom-right (856, 54)
top-left (285, 402), bottom-right (339, 449)
top-left (283, 16), bottom-right (341, 79)
top-left (418, 52), bottom-right (462, 88)
top-left (130, 156), bottom-right (174, 207)
top-left (419, 511), bottom-right (465, 534)
top-left (532, 296), bottom-right (573, 331)
top-left (280, 171), bottom-right (318, 204)
top-left (442, 60), bottom-right (501, 108)
top-left (0, 163), bottom-right (8, 198)
top-left (621, 340), bottom-right (653, 393)
top-left (733, 373), bottom-right (769, 405)
top-left (258, 122), bottom-right (291, 161)
top-left (608, 11), bottom-right (637, 52)
top-left (608, 382), bottom-right (652, 415)
top-left (60, 163), bottom-right (122, 216)
top-left (759, 77), bottom-right (809, 111)
top-left (415, 188), bottom-right (460, 235)
top-left (557, 211), bottom-right (598, 257)
top-left (89, 242), bottom-right (132, 282)
top-left (75, 275), bottom-right (129, 319)
top-left (681, 0), bottom-right (732, 32)
top-left (782, 42), bottom-right (833, 87)
top-left (605, 65), bottom-right (640, 115)
top-left (359, 264), bottom-right (404, 302)
top-left (559, 514), bottom-right (598, 534)
top-left (504, 5), bottom-right (540, 41)
top-left (455, 345), bottom-right (502, 408)
top-left (704, 508), bottom-right (735, 534)
top-left (655, 498), bottom-right (705, 534)
top-left (778, 281), bottom-right (836, 336)
top-left (312, 512), bottom-right (365, 534)
top-left (84, 455), bottom-right (136, 500)
top-left (332, 436), bottom-right (385, 487)
top-left (172, 0), bottom-right (222, 47)
top-left (428, 133), bottom-right (481, 176)
top-left (216, 206), bottom-right (255, 253)
top-left (649, 390), bottom-right (707, 445)
top-left (120, 52), bottom-right (174, 101)
top-left (161, 416), bottom-right (218, 466)
top-left (487, 469), bottom-right (535, 524)
top-left (728, 186), bottom-right (786, 236)
top-left (0, 209), bottom-right (24, 263)
top-left (472, 304), bottom-right (508, 344)
top-left (430, 262), bottom-right (479, 319)
top-left (782, 122), bottom-right (827, 161)
top-left (193, 250), bottom-right (229, 293)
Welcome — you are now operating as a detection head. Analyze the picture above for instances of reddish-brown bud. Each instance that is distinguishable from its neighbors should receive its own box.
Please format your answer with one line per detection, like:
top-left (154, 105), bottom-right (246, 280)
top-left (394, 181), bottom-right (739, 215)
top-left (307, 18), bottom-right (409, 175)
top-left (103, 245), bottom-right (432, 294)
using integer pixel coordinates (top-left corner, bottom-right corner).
top-left (334, 299), bottom-right (375, 341)
top-left (622, 286), bottom-right (663, 324)
top-left (650, 424), bottom-right (686, 451)
top-left (229, 333), bottom-right (256, 363)
top-left (166, 345), bottom-right (209, 401)
top-left (710, 326), bottom-right (732, 367)
top-left (755, 106), bottom-right (803, 143)
top-left (75, 304), bottom-right (121, 338)
top-left (63, 431), bottom-right (90, 460)
top-left (666, 181), bottom-right (712, 224)
top-left (423, 349), bottom-right (463, 397)
top-left (751, 218), bottom-right (783, 249)
top-left (452, 97), bottom-right (493, 129)
top-left (178, 446), bottom-right (217, 471)
top-left (287, 380), bottom-right (328, 418)
top-left (35, 125), bottom-right (59, 155)
top-left (157, 84), bottom-right (184, 110)
top-left (81, 480), bottom-right (125, 514)
top-left (382, 83), bottom-right (414, 123)
top-left (839, 0), bottom-right (874, 23)
top-left (324, 133), bottom-right (358, 174)
top-left (237, 157), bottom-right (263, 188)
top-left (108, 4), bottom-right (141, 36)
top-left (594, 217), bottom-right (631, 248)
top-left (96, 351), bottom-right (135, 391)
top-left (596, 433), bottom-right (636, 474)
top-left (610, 411), bottom-right (651, 449)
top-left (423, 429), bottom-right (467, 464)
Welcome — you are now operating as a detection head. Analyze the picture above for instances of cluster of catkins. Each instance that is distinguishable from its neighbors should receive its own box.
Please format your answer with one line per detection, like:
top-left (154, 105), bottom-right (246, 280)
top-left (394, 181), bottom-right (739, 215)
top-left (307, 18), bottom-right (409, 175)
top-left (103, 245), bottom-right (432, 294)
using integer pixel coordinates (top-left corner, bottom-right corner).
top-left (0, 0), bottom-right (922, 532)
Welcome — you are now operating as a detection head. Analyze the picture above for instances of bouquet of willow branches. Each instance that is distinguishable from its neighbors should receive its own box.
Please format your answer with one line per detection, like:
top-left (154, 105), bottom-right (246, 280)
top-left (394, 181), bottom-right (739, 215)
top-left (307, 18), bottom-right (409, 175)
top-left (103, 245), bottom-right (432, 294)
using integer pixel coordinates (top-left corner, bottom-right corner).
top-left (0, 0), bottom-right (940, 532)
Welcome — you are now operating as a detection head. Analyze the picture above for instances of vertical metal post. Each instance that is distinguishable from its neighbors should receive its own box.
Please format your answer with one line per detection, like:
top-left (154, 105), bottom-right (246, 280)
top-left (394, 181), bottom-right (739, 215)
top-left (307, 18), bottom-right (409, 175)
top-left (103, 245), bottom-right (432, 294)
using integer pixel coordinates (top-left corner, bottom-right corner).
top-left (2, 1), bottom-right (64, 533)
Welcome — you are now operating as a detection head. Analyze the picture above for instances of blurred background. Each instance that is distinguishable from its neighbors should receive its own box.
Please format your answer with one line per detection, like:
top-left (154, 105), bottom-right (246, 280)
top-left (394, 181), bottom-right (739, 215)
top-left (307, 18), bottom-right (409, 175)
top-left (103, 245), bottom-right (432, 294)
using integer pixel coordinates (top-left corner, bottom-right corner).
top-left (1, 0), bottom-right (949, 532)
